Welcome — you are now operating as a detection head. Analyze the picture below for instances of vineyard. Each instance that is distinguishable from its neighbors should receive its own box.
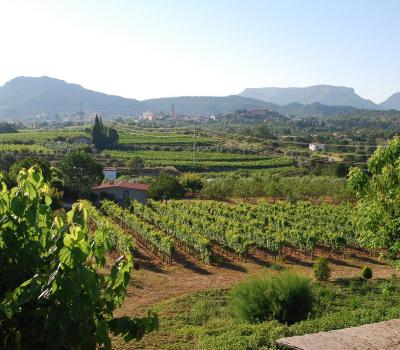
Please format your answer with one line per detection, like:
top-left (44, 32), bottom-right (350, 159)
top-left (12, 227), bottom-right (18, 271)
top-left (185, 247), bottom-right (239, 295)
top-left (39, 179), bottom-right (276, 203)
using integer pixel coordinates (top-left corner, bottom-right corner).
top-left (118, 130), bottom-right (214, 146)
top-left (88, 198), bottom-right (368, 267)
top-left (0, 144), bottom-right (53, 154)
top-left (0, 130), bottom-right (89, 156)
top-left (101, 149), bottom-right (294, 171)
top-left (101, 200), bottom-right (174, 263)
top-left (80, 200), bottom-right (135, 253)
top-left (0, 130), bottom-right (87, 143)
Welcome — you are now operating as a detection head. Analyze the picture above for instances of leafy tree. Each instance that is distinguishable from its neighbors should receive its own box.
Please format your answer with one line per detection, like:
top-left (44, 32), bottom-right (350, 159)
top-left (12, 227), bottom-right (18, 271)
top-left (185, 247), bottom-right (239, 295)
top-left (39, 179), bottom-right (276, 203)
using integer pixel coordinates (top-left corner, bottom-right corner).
top-left (127, 156), bottom-right (145, 174)
top-left (91, 115), bottom-right (119, 150)
top-left (61, 150), bottom-right (104, 198)
top-left (149, 173), bottom-right (185, 201)
top-left (0, 153), bottom-right (16, 171)
top-left (106, 127), bottom-right (119, 148)
top-left (348, 136), bottom-right (400, 258)
top-left (233, 177), bottom-right (264, 200)
top-left (180, 172), bottom-right (203, 196)
top-left (9, 157), bottom-right (52, 183)
top-left (0, 167), bottom-right (158, 349)
top-left (335, 162), bottom-right (349, 178)
top-left (0, 121), bottom-right (18, 133)
top-left (49, 166), bottom-right (64, 190)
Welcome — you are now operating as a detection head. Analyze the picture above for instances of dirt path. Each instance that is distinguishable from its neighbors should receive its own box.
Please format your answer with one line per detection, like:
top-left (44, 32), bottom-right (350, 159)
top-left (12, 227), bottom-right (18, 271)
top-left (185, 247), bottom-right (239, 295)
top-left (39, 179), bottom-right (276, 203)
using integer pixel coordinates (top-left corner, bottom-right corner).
top-left (116, 247), bottom-right (396, 317)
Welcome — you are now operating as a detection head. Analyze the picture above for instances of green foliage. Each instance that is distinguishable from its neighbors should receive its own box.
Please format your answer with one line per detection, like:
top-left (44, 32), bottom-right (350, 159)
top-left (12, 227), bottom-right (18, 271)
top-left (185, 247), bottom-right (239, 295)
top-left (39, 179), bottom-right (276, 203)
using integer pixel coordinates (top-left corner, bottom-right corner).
top-left (349, 136), bottom-right (400, 257)
top-left (199, 178), bottom-right (234, 199)
top-left (132, 200), bottom-right (211, 263)
top-left (268, 273), bottom-right (314, 324)
top-left (314, 257), bottom-right (331, 281)
top-left (229, 273), bottom-right (314, 324)
top-left (149, 173), bottom-right (185, 200)
top-left (130, 277), bottom-right (400, 350)
top-left (91, 115), bottom-right (119, 150)
top-left (101, 149), bottom-right (293, 172)
top-left (0, 130), bottom-right (87, 143)
top-left (60, 150), bottom-right (104, 198)
top-left (180, 172), bottom-right (203, 196)
top-left (127, 156), bottom-right (144, 173)
top-left (102, 200), bottom-right (173, 260)
top-left (9, 157), bottom-right (52, 183)
top-left (0, 121), bottom-right (18, 133)
top-left (229, 277), bottom-right (273, 323)
top-left (361, 266), bottom-right (373, 280)
top-left (232, 176), bottom-right (265, 199)
top-left (81, 200), bottom-right (135, 253)
top-left (0, 167), bottom-right (157, 349)
top-left (148, 199), bottom-right (356, 257)
top-left (0, 153), bottom-right (15, 171)
top-left (198, 174), bottom-right (352, 201)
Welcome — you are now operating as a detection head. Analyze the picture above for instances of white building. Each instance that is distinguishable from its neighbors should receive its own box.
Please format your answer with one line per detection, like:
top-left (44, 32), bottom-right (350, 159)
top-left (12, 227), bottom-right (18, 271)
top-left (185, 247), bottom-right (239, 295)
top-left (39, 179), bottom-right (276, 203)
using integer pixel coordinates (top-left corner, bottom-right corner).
top-left (103, 167), bottom-right (117, 180)
top-left (309, 143), bottom-right (325, 152)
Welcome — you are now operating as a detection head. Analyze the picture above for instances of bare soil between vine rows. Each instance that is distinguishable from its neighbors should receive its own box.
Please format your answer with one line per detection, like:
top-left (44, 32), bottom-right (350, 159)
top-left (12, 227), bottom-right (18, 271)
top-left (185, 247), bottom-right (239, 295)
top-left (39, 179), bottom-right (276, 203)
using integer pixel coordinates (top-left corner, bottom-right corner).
top-left (114, 244), bottom-right (397, 318)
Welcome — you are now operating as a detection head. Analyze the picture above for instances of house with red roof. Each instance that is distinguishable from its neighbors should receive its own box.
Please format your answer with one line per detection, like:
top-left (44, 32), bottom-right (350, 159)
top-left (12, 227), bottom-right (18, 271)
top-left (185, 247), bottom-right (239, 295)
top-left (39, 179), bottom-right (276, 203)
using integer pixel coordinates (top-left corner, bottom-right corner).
top-left (92, 180), bottom-right (149, 204)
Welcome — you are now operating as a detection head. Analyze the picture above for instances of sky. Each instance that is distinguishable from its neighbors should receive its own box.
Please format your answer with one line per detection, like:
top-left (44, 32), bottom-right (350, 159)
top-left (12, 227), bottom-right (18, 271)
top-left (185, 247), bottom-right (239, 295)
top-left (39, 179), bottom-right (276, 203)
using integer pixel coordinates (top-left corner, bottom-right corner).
top-left (0, 0), bottom-right (399, 103)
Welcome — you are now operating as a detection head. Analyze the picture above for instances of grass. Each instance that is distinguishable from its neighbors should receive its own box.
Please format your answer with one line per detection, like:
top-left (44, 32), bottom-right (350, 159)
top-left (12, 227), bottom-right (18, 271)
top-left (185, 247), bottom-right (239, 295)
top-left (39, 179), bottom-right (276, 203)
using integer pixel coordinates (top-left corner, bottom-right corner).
top-left (113, 275), bottom-right (400, 350)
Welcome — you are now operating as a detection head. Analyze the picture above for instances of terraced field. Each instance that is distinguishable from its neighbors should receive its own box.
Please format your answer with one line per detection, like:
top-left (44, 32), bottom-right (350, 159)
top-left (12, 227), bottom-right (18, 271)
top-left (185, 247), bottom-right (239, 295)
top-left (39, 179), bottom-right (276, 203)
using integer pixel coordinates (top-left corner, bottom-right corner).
top-left (0, 130), bottom-right (87, 144)
top-left (118, 130), bottom-right (214, 146)
top-left (101, 149), bottom-right (293, 171)
top-left (0, 144), bottom-right (53, 154)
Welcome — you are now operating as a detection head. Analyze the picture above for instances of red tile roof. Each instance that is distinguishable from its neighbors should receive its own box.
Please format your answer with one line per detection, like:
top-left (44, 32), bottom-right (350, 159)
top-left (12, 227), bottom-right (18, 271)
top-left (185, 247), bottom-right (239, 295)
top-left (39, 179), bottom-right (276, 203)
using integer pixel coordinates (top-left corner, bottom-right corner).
top-left (93, 181), bottom-right (150, 191)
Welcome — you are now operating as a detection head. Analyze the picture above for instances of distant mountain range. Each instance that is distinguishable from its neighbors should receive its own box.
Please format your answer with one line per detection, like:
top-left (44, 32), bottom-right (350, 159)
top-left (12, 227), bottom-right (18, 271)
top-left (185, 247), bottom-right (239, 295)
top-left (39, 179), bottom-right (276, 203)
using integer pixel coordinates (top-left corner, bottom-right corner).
top-left (0, 76), bottom-right (399, 120)
top-left (379, 92), bottom-right (400, 110)
top-left (0, 76), bottom-right (145, 118)
top-left (143, 96), bottom-right (269, 116)
top-left (240, 85), bottom-right (395, 110)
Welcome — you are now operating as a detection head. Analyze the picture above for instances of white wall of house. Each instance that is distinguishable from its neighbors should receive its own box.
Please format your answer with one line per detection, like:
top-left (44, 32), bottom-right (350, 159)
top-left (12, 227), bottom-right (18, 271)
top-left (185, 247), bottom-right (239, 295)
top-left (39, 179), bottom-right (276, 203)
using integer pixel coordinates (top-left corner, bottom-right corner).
top-left (309, 143), bottom-right (325, 151)
top-left (103, 170), bottom-right (117, 180)
top-left (94, 188), bottom-right (148, 204)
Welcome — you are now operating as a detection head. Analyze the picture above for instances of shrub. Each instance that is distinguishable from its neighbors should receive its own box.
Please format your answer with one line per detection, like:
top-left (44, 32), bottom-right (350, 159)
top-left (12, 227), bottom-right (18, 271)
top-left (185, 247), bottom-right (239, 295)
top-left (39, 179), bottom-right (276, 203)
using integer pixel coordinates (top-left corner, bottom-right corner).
top-left (229, 273), bottom-right (314, 324)
top-left (271, 273), bottom-right (314, 324)
top-left (229, 277), bottom-right (272, 323)
top-left (313, 257), bottom-right (331, 281)
top-left (361, 266), bottom-right (373, 280)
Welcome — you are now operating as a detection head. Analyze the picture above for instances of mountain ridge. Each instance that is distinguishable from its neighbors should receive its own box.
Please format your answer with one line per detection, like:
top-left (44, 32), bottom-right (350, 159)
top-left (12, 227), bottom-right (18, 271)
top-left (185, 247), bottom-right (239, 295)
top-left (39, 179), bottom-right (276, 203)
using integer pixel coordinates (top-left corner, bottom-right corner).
top-left (0, 76), bottom-right (146, 118)
top-left (379, 92), bottom-right (400, 110)
top-left (0, 76), bottom-right (399, 120)
top-left (239, 85), bottom-right (379, 109)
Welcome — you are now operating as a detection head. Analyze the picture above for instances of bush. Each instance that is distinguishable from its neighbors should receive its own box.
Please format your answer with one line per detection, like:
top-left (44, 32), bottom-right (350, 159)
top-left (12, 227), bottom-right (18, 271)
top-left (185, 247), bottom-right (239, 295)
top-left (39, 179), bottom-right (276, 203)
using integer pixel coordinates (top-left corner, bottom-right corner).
top-left (229, 273), bottom-right (314, 324)
top-left (229, 278), bottom-right (272, 323)
top-left (361, 266), bottom-right (373, 280)
top-left (314, 257), bottom-right (331, 281)
top-left (271, 273), bottom-right (314, 324)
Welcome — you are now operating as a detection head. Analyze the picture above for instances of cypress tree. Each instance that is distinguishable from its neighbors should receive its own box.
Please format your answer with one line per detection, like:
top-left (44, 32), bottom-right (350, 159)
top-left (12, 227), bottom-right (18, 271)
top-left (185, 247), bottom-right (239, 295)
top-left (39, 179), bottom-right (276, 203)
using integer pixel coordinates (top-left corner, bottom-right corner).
top-left (91, 115), bottom-right (119, 150)
top-left (91, 115), bottom-right (102, 149)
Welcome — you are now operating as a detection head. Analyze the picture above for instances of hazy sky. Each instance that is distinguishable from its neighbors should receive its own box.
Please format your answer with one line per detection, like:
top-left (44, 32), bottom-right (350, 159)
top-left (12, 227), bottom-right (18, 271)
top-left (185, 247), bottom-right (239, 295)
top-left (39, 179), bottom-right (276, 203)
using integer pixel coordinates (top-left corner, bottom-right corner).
top-left (1, 0), bottom-right (399, 102)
